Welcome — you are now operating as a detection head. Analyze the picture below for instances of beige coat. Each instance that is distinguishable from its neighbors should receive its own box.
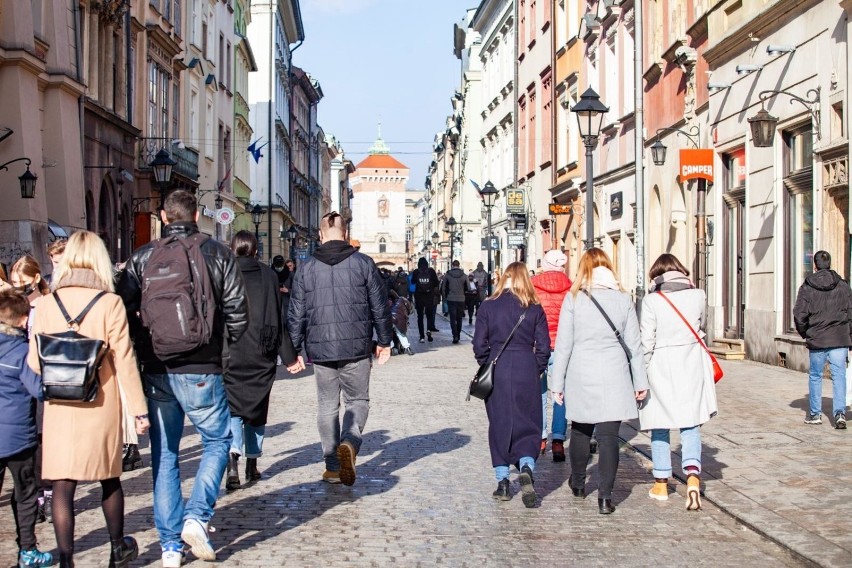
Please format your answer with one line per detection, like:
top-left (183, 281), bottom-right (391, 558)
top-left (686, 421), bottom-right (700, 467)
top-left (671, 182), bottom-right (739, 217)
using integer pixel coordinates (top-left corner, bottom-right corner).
top-left (27, 269), bottom-right (147, 481)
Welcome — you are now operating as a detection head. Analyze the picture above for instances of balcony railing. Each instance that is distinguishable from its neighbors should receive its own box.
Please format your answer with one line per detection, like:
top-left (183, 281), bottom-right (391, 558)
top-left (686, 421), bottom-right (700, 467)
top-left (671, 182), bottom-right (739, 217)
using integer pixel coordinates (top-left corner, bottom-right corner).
top-left (137, 137), bottom-right (199, 181)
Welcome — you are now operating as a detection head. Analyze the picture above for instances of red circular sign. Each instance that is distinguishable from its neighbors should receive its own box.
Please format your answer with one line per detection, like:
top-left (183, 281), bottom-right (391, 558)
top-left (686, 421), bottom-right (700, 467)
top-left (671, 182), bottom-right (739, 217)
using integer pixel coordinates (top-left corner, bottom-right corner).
top-left (430, 250), bottom-right (439, 260)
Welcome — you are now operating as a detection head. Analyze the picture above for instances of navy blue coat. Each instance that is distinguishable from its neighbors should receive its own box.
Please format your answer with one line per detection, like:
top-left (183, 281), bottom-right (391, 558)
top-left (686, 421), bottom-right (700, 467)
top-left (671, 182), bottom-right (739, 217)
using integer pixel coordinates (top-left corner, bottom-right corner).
top-left (472, 292), bottom-right (550, 467)
top-left (0, 331), bottom-right (43, 459)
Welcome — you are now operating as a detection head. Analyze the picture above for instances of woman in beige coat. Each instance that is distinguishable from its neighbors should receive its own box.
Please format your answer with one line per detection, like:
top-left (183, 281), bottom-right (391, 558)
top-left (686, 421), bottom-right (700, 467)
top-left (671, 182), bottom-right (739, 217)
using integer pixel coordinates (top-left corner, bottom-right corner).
top-left (27, 231), bottom-right (149, 568)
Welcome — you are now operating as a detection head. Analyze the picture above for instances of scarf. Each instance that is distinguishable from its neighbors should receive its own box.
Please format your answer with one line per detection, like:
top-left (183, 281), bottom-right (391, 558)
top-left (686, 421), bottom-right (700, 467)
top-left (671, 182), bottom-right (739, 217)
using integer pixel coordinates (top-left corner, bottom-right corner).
top-left (649, 270), bottom-right (695, 293)
top-left (53, 268), bottom-right (112, 292)
top-left (257, 262), bottom-right (282, 355)
top-left (589, 266), bottom-right (621, 290)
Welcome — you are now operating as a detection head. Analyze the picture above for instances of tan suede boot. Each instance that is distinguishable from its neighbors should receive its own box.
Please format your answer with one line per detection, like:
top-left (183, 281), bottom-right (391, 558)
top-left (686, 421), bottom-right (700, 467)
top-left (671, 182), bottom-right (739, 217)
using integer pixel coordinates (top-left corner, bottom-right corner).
top-left (648, 479), bottom-right (668, 501)
top-left (686, 474), bottom-right (701, 510)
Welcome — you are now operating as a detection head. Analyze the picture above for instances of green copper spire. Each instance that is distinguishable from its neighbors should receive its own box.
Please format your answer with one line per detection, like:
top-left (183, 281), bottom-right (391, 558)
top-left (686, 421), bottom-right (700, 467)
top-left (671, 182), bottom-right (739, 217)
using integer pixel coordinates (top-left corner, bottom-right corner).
top-left (368, 120), bottom-right (390, 155)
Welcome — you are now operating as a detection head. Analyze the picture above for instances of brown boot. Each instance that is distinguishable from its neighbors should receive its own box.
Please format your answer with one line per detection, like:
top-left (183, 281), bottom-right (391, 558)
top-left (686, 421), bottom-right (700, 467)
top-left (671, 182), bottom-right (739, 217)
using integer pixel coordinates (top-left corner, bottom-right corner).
top-left (648, 479), bottom-right (668, 501)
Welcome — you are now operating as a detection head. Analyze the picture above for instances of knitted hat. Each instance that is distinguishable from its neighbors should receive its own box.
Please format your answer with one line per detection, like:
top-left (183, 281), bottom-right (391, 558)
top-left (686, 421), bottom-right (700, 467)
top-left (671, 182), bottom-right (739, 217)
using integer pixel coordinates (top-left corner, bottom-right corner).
top-left (541, 250), bottom-right (567, 272)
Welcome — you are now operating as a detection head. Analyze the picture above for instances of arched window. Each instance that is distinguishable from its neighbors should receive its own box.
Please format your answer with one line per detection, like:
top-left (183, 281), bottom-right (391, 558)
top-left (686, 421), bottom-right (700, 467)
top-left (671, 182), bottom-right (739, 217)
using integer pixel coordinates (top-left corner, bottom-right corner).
top-left (379, 237), bottom-right (387, 253)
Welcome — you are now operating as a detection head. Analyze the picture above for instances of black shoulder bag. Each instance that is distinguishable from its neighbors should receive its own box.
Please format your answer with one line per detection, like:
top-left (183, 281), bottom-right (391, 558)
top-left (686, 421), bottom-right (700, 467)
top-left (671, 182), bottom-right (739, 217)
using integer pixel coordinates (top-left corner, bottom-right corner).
top-left (583, 290), bottom-right (633, 378)
top-left (37, 291), bottom-right (109, 402)
top-left (467, 309), bottom-right (528, 401)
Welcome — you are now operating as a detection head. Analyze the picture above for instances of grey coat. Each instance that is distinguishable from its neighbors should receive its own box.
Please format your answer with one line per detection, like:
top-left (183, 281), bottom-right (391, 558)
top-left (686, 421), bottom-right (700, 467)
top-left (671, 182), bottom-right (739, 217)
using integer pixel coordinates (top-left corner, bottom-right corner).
top-left (550, 288), bottom-right (649, 424)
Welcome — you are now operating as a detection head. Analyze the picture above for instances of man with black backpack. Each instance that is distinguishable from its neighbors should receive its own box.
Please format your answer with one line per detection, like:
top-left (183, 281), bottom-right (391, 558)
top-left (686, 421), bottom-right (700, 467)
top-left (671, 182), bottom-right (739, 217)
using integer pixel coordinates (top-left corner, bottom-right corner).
top-left (411, 257), bottom-right (440, 343)
top-left (118, 190), bottom-right (248, 566)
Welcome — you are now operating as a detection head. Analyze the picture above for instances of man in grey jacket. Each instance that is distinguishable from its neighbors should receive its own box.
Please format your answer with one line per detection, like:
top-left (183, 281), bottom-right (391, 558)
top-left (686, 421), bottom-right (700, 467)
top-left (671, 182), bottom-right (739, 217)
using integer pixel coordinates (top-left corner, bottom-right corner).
top-left (793, 250), bottom-right (852, 428)
top-left (288, 212), bottom-right (393, 485)
top-left (442, 260), bottom-right (467, 343)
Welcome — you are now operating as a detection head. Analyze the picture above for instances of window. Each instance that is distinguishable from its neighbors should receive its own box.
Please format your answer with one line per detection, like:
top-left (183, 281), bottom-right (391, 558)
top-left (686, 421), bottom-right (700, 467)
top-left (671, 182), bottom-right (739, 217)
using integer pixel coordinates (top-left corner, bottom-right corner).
top-left (784, 128), bottom-right (813, 174)
top-left (205, 96), bottom-right (213, 158)
top-left (379, 238), bottom-right (387, 253)
top-left (172, 81), bottom-right (180, 140)
top-left (191, 0), bottom-right (201, 45)
top-left (219, 34), bottom-right (224, 70)
top-left (201, 20), bottom-right (208, 58)
top-left (189, 90), bottom-right (199, 144)
top-left (173, 0), bottom-right (182, 34)
top-left (724, 148), bottom-right (746, 190)
top-left (406, 215), bottom-right (411, 224)
top-left (147, 60), bottom-right (171, 138)
top-left (783, 127), bottom-right (814, 331)
top-left (226, 42), bottom-right (232, 90)
top-left (406, 229), bottom-right (412, 242)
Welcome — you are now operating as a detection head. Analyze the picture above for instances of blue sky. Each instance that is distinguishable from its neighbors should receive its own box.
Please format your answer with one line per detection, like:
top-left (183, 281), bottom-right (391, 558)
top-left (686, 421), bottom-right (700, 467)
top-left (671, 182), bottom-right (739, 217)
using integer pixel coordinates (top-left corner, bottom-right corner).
top-left (298, 0), bottom-right (470, 189)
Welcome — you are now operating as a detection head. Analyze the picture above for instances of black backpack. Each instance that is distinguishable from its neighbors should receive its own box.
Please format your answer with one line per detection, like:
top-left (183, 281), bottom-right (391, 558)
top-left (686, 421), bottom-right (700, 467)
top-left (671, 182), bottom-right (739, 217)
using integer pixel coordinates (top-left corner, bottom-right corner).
top-left (414, 269), bottom-right (433, 295)
top-left (140, 233), bottom-right (215, 359)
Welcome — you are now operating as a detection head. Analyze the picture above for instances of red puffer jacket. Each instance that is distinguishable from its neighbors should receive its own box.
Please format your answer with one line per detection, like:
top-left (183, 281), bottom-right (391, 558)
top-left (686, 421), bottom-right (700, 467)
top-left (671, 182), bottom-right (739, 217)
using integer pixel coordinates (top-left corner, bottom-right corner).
top-left (532, 271), bottom-right (573, 345)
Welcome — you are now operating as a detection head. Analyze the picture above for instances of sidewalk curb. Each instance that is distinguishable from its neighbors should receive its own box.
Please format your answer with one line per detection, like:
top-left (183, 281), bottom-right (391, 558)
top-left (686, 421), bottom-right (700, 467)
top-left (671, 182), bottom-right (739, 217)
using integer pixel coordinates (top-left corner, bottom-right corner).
top-left (621, 423), bottom-right (824, 568)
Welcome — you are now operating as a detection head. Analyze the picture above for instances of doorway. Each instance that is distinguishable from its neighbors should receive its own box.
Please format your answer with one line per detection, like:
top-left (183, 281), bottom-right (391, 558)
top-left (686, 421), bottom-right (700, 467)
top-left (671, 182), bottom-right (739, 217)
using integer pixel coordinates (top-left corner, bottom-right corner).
top-left (723, 192), bottom-right (744, 339)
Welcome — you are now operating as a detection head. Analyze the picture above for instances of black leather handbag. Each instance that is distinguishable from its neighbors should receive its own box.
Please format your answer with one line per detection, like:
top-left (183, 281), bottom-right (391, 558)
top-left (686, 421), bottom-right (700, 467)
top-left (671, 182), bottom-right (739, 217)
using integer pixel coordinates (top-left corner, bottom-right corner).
top-left (467, 309), bottom-right (528, 401)
top-left (36, 291), bottom-right (108, 402)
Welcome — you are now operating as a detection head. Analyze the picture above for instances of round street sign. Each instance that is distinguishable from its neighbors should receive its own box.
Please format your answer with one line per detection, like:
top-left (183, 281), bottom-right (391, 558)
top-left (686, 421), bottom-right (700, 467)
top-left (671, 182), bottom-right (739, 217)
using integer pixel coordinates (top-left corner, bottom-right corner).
top-left (215, 207), bottom-right (235, 225)
top-left (430, 249), bottom-right (439, 260)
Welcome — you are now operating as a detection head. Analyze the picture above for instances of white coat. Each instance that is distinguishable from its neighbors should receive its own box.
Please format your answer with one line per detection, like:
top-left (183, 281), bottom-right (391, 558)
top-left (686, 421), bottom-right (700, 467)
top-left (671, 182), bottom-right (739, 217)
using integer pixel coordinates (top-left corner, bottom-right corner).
top-left (638, 289), bottom-right (718, 430)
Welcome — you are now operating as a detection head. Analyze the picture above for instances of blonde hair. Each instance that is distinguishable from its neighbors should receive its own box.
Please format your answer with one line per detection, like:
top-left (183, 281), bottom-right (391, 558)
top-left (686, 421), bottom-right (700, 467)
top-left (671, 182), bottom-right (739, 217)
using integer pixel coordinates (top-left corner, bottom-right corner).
top-left (50, 230), bottom-right (115, 292)
top-left (570, 248), bottom-right (618, 297)
top-left (10, 256), bottom-right (49, 295)
top-left (489, 261), bottom-right (540, 307)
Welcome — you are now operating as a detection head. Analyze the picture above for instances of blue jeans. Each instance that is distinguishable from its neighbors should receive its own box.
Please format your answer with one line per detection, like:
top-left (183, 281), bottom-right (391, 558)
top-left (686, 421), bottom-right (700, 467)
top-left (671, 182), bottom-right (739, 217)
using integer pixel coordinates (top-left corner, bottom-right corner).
top-left (230, 416), bottom-right (265, 458)
top-left (143, 373), bottom-right (232, 547)
top-left (808, 347), bottom-right (848, 416)
top-left (494, 457), bottom-right (536, 481)
top-left (541, 355), bottom-right (567, 441)
top-left (650, 427), bottom-right (701, 479)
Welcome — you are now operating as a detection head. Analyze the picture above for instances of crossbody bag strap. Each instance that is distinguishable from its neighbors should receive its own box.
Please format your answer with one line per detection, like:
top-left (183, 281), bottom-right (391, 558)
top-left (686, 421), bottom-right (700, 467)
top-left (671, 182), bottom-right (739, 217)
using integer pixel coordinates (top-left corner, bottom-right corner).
top-left (655, 291), bottom-right (711, 355)
top-left (492, 308), bottom-right (529, 365)
top-left (583, 289), bottom-right (631, 362)
top-left (54, 290), bottom-right (108, 329)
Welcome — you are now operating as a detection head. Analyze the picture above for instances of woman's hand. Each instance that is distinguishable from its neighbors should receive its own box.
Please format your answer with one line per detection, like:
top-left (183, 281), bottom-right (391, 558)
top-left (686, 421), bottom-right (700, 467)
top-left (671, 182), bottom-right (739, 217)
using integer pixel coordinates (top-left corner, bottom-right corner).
top-left (135, 415), bottom-right (150, 435)
top-left (635, 390), bottom-right (648, 401)
top-left (287, 356), bottom-right (305, 374)
top-left (552, 391), bottom-right (564, 405)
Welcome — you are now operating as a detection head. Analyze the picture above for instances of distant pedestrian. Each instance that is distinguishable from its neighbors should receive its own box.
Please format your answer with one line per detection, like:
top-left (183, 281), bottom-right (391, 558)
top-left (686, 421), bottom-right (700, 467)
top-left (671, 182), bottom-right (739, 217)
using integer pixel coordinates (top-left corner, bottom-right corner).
top-left (389, 289), bottom-right (414, 355)
top-left (531, 249), bottom-right (573, 461)
top-left (0, 291), bottom-right (52, 568)
top-left (638, 254), bottom-right (717, 510)
top-left (44, 239), bottom-right (67, 286)
top-left (442, 260), bottom-right (466, 343)
top-left (550, 248), bottom-right (648, 514)
top-left (394, 267), bottom-right (410, 298)
top-left (793, 250), bottom-right (852, 428)
top-left (472, 261), bottom-right (488, 301)
top-left (118, 189), bottom-right (249, 565)
top-left (473, 262), bottom-right (550, 507)
top-left (288, 211), bottom-right (393, 486)
top-left (29, 230), bottom-right (149, 567)
top-left (464, 273), bottom-right (480, 325)
top-left (282, 258), bottom-right (296, 320)
top-left (411, 257), bottom-right (440, 343)
top-left (224, 232), bottom-right (304, 491)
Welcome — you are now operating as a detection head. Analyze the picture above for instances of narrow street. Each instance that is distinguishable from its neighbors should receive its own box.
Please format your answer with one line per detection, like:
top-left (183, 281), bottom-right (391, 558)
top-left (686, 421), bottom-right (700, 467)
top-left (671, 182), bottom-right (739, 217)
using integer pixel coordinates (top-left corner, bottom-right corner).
top-left (0, 317), bottom-right (808, 567)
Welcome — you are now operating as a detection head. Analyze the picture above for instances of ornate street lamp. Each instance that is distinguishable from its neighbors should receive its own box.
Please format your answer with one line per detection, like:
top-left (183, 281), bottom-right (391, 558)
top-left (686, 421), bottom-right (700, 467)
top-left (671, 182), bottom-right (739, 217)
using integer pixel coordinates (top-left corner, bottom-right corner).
top-left (748, 88), bottom-right (820, 148)
top-left (0, 158), bottom-right (37, 198)
top-left (571, 87), bottom-right (609, 249)
top-left (479, 181), bottom-right (499, 295)
top-left (214, 193), bottom-right (223, 210)
top-left (251, 204), bottom-right (264, 244)
top-left (650, 139), bottom-right (668, 166)
top-left (445, 216), bottom-right (457, 265)
top-left (748, 107), bottom-right (780, 148)
top-left (149, 148), bottom-right (176, 208)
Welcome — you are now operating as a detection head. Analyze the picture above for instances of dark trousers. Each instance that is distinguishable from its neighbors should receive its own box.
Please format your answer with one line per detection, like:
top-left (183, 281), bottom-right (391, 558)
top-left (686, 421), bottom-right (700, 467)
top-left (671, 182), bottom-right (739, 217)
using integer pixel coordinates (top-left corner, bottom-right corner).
top-left (465, 296), bottom-right (477, 321)
top-left (448, 301), bottom-right (465, 339)
top-left (569, 421), bottom-right (621, 499)
top-left (414, 297), bottom-right (436, 339)
top-left (0, 446), bottom-right (39, 550)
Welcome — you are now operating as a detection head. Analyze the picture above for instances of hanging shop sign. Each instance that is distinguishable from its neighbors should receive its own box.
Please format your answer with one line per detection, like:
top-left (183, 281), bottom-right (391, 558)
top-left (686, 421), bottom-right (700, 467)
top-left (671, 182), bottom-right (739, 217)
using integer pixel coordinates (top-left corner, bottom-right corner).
top-left (215, 207), bottom-right (235, 225)
top-left (679, 149), bottom-right (714, 182)
top-left (506, 189), bottom-right (525, 214)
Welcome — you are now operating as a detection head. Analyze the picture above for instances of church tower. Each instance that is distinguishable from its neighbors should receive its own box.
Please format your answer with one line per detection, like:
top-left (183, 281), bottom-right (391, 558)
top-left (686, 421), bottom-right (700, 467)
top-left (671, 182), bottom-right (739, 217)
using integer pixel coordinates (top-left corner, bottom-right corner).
top-left (350, 124), bottom-right (410, 267)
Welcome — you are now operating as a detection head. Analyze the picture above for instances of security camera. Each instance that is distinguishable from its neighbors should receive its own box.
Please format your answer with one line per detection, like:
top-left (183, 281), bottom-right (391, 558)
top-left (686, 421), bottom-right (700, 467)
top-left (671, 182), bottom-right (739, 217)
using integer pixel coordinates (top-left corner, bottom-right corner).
top-left (735, 64), bottom-right (763, 75)
top-left (767, 45), bottom-right (795, 56)
top-left (674, 46), bottom-right (698, 69)
top-left (708, 82), bottom-right (732, 92)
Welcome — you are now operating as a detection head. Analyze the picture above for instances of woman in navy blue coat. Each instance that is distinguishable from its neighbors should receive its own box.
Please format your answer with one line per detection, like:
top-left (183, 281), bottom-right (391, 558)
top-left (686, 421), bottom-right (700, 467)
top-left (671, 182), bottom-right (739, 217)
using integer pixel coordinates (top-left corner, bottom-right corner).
top-left (473, 262), bottom-right (551, 507)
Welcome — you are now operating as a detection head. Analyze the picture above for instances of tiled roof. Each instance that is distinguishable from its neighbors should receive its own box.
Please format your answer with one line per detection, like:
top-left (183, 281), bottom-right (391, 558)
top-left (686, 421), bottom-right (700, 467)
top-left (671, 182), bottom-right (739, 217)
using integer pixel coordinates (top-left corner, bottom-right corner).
top-left (355, 154), bottom-right (409, 170)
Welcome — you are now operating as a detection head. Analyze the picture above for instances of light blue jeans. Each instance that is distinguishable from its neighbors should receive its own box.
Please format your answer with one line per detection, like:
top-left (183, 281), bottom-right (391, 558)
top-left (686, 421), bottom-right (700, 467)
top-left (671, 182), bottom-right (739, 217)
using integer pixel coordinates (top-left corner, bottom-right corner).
top-left (494, 457), bottom-right (536, 481)
top-left (144, 373), bottom-right (232, 547)
top-left (541, 355), bottom-right (567, 441)
top-left (230, 416), bottom-right (265, 458)
top-left (650, 427), bottom-right (701, 479)
top-left (808, 347), bottom-right (847, 416)
top-left (393, 326), bottom-right (410, 349)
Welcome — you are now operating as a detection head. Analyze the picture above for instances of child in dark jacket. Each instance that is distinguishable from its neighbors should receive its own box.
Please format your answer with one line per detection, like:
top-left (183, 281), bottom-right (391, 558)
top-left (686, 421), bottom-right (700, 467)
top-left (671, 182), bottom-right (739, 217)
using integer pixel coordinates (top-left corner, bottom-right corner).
top-left (0, 291), bottom-right (52, 567)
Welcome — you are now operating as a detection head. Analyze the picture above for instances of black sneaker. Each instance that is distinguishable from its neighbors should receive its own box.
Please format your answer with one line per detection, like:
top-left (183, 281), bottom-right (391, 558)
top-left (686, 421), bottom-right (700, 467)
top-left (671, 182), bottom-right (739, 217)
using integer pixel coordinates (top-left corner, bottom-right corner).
top-left (405, 348), bottom-right (414, 356)
top-left (427, 332), bottom-right (433, 343)
top-left (519, 465), bottom-right (537, 508)
top-left (805, 413), bottom-right (822, 425)
top-left (835, 412), bottom-right (847, 429)
top-left (491, 479), bottom-right (511, 501)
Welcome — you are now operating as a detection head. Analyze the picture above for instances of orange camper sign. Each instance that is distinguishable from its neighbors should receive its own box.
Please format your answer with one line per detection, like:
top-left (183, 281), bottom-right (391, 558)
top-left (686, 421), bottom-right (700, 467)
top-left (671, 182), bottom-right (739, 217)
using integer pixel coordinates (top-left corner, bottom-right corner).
top-left (679, 149), bottom-right (714, 182)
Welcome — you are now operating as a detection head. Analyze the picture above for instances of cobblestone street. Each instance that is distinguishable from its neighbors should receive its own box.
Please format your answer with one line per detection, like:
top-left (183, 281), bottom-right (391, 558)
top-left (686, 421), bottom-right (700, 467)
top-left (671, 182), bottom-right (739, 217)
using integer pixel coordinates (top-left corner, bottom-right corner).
top-left (1, 318), bottom-right (808, 567)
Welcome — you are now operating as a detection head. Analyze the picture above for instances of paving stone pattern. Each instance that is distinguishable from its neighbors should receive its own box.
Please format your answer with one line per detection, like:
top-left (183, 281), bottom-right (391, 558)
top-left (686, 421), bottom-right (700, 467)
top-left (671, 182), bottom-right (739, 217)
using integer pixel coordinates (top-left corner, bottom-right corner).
top-left (1, 318), bottom-right (805, 567)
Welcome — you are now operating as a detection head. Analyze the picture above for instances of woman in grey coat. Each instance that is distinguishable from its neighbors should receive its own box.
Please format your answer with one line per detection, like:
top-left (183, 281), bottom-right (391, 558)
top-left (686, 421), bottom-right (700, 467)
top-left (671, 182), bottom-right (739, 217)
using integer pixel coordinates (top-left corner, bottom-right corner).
top-left (550, 248), bottom-right (649, 514)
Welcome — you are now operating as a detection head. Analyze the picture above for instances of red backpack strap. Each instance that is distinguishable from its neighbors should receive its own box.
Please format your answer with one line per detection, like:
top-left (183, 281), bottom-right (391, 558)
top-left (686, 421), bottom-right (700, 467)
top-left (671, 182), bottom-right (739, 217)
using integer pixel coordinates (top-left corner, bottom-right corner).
top-left (655, 291), bottom-right (710, 354)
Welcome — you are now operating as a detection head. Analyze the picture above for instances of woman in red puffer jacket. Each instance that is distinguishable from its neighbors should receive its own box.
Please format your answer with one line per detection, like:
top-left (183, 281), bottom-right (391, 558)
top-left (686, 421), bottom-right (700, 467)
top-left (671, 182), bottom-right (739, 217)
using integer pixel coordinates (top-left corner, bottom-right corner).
top-left (531, 250), bottom-right (573, 461)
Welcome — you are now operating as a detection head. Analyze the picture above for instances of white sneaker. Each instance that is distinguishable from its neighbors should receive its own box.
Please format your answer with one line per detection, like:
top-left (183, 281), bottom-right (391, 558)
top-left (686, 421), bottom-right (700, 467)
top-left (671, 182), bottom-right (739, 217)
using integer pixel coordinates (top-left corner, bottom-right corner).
top-left (181, 519), bottom-right (216, 561)
top-left (161, 543), bottom-right (185, 568)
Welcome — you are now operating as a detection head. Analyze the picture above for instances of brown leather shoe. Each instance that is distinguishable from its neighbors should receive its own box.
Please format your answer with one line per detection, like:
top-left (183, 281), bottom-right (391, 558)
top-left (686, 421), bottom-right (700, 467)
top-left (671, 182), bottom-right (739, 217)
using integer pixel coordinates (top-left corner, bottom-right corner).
top-left (552, 440), bottom-right (565, 462)
top-left (337, 441), bottom-right (357, 486)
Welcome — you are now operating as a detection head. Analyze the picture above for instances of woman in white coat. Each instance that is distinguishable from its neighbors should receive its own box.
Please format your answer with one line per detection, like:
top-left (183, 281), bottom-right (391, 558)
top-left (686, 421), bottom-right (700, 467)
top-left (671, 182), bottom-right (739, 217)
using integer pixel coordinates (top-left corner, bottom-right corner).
top-left (639, 254), bottom-right (717, 510)
top-left (550, 248), bottom-right (649, 514)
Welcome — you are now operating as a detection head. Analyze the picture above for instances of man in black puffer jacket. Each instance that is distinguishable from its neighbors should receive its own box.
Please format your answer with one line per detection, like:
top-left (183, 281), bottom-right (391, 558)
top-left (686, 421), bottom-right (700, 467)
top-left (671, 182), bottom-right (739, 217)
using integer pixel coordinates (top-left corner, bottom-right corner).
top-left (793, 250), bottom-right (852, 429)
top-left (288, 212), bottom-right (392, 486)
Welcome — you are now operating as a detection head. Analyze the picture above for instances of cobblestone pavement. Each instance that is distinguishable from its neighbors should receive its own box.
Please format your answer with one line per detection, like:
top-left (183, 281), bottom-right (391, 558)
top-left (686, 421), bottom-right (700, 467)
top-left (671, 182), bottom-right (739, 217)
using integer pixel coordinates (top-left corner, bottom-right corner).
top-left (1, 317), bottom-right (805, 567)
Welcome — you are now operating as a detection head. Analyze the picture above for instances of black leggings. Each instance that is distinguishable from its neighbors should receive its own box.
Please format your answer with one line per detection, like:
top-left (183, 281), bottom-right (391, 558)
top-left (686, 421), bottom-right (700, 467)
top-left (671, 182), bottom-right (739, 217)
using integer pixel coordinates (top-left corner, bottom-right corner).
top-left (569, 421), bottom-right (621, 499)
top-left (52, 477), bottom-right (124, 558)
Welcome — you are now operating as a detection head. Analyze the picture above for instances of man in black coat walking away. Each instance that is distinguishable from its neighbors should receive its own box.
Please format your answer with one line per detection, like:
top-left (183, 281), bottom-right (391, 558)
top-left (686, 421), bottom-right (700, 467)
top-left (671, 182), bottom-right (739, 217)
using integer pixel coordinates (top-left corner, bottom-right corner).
top-left (288, 212), bottom-right (393, 486)
top-left (794, 250), bottom-right (852, 429)
top-left (410, 257), bottom-right (440, 343)
top-left (442, 260), bottom-right (467, 343)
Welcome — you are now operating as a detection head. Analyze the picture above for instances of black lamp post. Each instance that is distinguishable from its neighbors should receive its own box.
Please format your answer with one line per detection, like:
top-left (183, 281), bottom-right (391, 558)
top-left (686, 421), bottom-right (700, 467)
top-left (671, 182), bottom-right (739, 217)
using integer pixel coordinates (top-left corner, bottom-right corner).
top-left (149, 148), bottom-right (176, 209)
top-left (214, 193), bottom-right (223, 210)
top-left (650, 139), bottom-right (668, 166)
top-left (571, 87), bottom-right (609, 249)
top-left (251, 204), bottom-right (264, 250)
top-left (479, 181), bottom-right (498, 296)
top-left (747, 88), bottom-right (820, 148)
top-left (445, 216), bottom-right (457, 266)
top-left (286, 225), bottom-right (298, 256)
top-left (0, 158), bottom-right (37, 198)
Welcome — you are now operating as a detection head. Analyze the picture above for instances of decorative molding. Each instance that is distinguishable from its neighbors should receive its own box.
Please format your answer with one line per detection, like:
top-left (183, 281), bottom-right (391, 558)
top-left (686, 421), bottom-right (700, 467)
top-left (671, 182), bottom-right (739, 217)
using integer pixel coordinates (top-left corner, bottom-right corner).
top-left (643, 60), bottom-right (665, 85)
top-left (662, 37), bottom-right (690, 64)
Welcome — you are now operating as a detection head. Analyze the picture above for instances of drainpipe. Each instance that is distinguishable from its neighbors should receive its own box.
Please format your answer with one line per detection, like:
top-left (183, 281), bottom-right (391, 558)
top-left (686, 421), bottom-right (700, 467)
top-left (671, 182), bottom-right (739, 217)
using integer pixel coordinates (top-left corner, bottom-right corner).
top-left (75, 1), bottom-right (86, 231)
top-left (288, 37), bottom-right (304, 258)
top-left (512, 0), bottom-right (519, 273)
top-left (634, 0), bottom-right (646, 312)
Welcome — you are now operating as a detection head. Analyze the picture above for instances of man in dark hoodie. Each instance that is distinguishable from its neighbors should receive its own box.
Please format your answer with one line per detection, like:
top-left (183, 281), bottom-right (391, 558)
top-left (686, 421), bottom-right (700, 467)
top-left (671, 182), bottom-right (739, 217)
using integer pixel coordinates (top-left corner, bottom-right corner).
top-left (793, 250), bottom-right (852, 428)
top-left (410, 257), bottom-right (440, 343)
top-left (288, 212), bottom-right (393, 486)
top-left (442, 260), bottom-right (467, 343)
